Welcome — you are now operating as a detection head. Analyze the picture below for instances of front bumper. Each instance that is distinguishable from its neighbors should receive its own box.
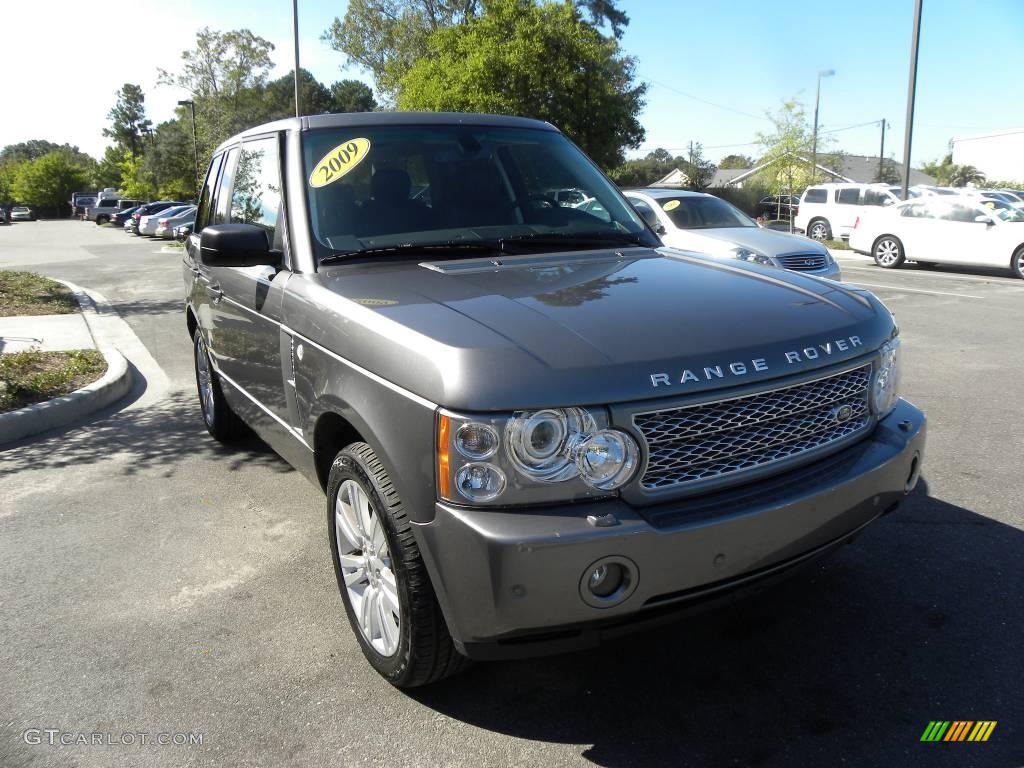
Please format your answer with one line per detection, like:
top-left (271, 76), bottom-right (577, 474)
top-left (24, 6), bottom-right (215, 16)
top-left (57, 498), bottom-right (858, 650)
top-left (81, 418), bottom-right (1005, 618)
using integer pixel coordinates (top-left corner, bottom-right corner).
top-left (414, 399), bottom-right (925, 659)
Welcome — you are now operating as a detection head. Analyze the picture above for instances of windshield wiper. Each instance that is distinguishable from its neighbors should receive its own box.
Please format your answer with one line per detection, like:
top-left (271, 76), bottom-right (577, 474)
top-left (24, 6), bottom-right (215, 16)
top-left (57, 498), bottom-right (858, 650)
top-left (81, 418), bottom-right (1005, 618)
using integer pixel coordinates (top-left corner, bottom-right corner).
top-left (320, 240), bottom-right (503, 264)
top-left (499, 231), bottom-right (648, 250)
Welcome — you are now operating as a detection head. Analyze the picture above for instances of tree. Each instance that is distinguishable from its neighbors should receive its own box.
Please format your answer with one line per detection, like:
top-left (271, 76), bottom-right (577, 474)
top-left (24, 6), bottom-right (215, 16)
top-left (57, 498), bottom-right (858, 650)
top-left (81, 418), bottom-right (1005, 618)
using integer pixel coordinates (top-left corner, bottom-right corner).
top-left (0, 162), bottom-right (26, 205)
top-left (947, 164), bottom-right (985, 188)
top-left (141, 120), bottom-right (197, 200)
top-left (103, 84), bottom-right (152, 160)
top-left (397, 0), bottom-right (645, 169)
top-left (322, 0), bottom-right (628, 99)
top-left (1, 140), bottom-right (93, 166)
top-left (329, 79), bottom-right (378, 113)
top-left (94, 146), bottom-right (125, 189)
top-left (11, 152), bottom-right (91, 214)
top-left (262, 68), bottom-right (334, 120)
top-left (754, 99), bottom-right (826, 195)
top-left (159, 27), bottom-right (276, 159)
top-left (684, 143), bottom-right (715, 190)
top-left (718, 154), bottom-right (753, 170)
top-left (874, 157), bottom-right (901, 184)
top-left (921, 154), bottom-right (953, 185)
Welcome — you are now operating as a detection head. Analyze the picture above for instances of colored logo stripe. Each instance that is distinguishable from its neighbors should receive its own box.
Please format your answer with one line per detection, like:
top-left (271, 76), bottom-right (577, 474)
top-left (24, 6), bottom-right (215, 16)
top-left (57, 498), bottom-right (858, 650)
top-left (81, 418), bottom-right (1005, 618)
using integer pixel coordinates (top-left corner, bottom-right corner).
top-left (920, 721), bottom-right (996, 742)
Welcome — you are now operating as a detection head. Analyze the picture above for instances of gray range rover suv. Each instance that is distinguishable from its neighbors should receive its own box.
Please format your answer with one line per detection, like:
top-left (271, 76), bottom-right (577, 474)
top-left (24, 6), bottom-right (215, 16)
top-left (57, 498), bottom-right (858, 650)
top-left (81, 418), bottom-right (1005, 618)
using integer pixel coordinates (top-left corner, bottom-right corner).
top-left (184, 113), bottom-right (926, 687)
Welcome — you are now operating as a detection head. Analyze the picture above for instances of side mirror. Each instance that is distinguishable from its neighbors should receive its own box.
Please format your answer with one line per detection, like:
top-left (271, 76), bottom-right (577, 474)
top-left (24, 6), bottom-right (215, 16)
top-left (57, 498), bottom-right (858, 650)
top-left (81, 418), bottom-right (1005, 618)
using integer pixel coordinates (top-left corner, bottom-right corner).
top-left (655, 223), bottom-right (666, 235)
top-left (636, 206), bottom-right (660, 231)
top-left (974, 215), bottom-right (994, 226)
top-left (199, 224), bottom-right (278, 267)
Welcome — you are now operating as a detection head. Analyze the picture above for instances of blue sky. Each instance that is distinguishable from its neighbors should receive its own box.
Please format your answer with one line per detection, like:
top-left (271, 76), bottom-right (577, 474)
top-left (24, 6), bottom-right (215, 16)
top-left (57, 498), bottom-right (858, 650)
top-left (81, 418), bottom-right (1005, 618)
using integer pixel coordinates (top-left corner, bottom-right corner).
top-left (3, 0), bottom-right (1022, 167)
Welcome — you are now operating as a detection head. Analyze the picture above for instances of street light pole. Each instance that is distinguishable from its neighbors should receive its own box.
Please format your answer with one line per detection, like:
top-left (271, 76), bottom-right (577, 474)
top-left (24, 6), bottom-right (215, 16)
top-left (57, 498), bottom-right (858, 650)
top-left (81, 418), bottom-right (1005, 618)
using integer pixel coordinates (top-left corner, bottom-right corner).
top-left (878, 119), bottom-right (887, 182)
top-left (901, 0), bottom-right (923, 200)
top-left (177, 99), bottom-right (199, 201)
top-left (810, 69), bottom-right (835, 185)
top-left (292, 0), bottom-right (301, 117)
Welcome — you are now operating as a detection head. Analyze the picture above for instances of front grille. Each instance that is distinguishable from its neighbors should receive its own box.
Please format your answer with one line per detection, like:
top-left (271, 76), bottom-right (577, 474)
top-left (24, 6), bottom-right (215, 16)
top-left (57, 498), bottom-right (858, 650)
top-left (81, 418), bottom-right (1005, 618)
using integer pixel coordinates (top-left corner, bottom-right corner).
top-left (778, 253), bottom-right (828, 271)
top-left (633, 364), bottom-right (873, 492)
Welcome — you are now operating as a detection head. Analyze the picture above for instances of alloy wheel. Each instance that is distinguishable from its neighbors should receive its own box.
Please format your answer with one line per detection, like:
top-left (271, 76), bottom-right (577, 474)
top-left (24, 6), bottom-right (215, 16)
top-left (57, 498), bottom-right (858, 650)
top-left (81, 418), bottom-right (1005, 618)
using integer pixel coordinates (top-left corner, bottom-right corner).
top-left (195, 335), bottom-right (216, 427)
top-left (335, 479), bottom-right (401, 657)
top-left (875, 239), bottom-right (900, 267)
top-left (810, 222), bottom-right (828, 241)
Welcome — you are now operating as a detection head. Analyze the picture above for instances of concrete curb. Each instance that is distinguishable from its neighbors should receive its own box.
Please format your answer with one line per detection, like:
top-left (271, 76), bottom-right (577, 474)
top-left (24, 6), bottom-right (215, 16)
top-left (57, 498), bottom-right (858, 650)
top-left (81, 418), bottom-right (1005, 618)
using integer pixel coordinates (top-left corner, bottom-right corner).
top-left (0, 280), bottom-right (135, 446)
top-left (0, 346), bottom-right (132, 445)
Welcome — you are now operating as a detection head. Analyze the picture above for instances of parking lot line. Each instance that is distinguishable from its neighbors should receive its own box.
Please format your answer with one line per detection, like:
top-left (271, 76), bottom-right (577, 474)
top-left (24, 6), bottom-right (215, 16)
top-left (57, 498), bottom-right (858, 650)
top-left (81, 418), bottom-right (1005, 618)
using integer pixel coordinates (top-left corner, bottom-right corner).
top-left (838, 263), bottom-right (1022, 288)
top-left (848, 281), bottom-right (985, 299)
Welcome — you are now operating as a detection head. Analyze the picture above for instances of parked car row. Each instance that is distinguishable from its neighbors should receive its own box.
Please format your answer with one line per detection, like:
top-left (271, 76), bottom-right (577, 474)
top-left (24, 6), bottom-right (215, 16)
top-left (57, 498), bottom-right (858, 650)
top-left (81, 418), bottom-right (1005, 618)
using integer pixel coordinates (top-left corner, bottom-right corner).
top-left (122, 201), bottom-right (196, 240)
top-left (795, 182), bottom-right (1024, 243)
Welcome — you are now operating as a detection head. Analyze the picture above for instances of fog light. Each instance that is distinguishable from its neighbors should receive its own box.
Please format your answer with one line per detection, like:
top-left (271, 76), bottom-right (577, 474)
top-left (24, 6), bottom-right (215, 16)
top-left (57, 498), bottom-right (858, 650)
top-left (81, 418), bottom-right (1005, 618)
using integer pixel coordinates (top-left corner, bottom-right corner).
top-left (587, 563), bottom-right (624, 597)
top-left (455, 422), bottom-right (499, 460)
top-left (455, 463), bottom-right (506, 502)
top-left (579, 556), bottom-right (638, 608)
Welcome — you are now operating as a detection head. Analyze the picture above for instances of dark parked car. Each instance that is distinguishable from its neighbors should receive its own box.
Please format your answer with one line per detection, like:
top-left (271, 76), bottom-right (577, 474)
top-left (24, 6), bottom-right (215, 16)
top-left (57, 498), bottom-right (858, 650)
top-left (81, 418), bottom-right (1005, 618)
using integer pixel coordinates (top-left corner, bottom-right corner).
top-left (757, 194), bottom-right (800, 220)
top-left (184, 112), bottom-right (925, 687)
top-left (128, 201), bottom-right (185, 234)
top-left (110, 206), bottom-right (142, 227)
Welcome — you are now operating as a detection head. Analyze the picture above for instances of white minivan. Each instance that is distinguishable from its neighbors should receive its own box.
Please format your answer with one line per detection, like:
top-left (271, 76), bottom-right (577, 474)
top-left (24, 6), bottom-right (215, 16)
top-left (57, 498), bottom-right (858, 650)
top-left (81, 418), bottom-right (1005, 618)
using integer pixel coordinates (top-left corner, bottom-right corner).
top-left (795, 183), bottom-right (906, 241)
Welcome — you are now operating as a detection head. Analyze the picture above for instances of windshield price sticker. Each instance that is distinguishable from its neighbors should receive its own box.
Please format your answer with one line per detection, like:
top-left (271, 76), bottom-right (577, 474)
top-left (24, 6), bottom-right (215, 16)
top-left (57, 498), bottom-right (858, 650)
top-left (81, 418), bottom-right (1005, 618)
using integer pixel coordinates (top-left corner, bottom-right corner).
top-left (309, 139), bottom-right (371, 188)
top-left (662, 200), bottom-right (680, 211)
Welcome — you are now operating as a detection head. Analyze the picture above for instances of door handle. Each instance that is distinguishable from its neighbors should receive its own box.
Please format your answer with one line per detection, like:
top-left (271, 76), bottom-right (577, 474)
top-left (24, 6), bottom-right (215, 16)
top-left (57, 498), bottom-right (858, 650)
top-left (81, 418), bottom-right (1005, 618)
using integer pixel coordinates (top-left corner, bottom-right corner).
top-left (206, 285), bottom-right (224, 303)
top-left (189, 265), bottom-right (201, 276)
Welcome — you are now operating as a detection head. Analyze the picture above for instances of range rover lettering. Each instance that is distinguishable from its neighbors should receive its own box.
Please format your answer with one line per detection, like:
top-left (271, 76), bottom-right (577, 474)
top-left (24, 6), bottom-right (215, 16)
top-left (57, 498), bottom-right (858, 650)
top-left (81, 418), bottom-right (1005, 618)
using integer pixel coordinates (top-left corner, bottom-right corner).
top-left (183, 113), bottom-right (926, 687)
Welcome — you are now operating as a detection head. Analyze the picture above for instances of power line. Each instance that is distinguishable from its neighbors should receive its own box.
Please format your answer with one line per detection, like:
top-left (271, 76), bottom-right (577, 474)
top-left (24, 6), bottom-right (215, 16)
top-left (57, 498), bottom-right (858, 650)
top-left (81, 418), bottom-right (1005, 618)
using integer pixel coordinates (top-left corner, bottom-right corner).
top-left (819, 119), bottom-right (884, 135)
top-left (645, 78), bottom-right (771, 122)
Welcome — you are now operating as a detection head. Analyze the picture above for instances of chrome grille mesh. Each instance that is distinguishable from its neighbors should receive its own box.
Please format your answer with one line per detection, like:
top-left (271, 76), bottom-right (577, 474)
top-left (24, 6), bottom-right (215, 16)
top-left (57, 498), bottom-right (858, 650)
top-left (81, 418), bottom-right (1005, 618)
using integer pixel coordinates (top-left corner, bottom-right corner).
top-left (778, 253), bottom-right (828, 271)
top-left (634, 365), bottom-right (872, 491)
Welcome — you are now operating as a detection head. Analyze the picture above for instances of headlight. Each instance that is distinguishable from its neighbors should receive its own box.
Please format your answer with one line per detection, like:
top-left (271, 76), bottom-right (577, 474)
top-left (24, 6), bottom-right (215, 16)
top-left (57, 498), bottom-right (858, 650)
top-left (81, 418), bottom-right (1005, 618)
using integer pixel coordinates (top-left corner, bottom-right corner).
top-left (438, 408), bottom-right (641, 506)
top-left (728, 247), bottom-right (777, 267)
top-left (871, 338), bottom-right (902, 417)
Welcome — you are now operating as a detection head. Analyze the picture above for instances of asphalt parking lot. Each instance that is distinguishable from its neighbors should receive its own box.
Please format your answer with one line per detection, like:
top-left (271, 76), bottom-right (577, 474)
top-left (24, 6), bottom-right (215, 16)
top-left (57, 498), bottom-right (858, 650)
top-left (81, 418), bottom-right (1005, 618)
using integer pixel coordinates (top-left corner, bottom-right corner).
top-left (1, 221), bottom-right (1021, 768)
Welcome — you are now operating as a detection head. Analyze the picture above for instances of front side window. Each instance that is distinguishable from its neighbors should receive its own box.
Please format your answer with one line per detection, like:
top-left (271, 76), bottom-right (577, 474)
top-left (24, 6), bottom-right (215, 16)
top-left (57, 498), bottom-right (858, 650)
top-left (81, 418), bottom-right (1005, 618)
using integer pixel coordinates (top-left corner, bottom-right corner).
top-left (195, 153), bottom-right (223, 232)
top-left (213, 147), bottom-right (239, 226)
top-left (804, 188), bottom-right (827, 203)
top-left (231, 137), bottom-right (282, 245)
top-left (301, 124), bottom-right (655, 261)
top-left (656, 195), bottom-right (755, 229)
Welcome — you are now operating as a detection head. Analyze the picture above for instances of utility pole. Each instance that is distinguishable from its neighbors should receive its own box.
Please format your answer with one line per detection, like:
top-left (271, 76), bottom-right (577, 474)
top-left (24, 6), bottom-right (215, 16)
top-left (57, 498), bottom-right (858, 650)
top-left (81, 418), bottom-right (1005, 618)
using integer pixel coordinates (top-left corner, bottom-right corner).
top-left (292, 0), bottom-right (301, 117)
top-left (810, 69), bottom-right (835, 185)
top-left (901, 0), bottom-right (923, 200)
top-left (878, 120), bottom-right (887, 182)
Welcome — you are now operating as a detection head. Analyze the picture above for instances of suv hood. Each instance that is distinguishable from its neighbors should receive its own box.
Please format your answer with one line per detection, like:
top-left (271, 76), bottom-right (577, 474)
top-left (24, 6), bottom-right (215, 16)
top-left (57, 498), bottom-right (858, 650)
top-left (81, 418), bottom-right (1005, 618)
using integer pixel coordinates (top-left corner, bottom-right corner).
top-left (289, 247), bottom-right (893, 410)
top-left (680, 226), bottom-right (828, 257)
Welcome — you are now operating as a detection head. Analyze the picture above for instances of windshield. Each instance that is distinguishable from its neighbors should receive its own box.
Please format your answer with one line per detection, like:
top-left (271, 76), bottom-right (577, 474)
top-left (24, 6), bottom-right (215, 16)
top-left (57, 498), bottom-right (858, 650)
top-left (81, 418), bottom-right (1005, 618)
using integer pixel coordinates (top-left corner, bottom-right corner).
top-left (657, 195), bottom-right (756, 229)
top-left (301, 124), bottom-right (655, 261)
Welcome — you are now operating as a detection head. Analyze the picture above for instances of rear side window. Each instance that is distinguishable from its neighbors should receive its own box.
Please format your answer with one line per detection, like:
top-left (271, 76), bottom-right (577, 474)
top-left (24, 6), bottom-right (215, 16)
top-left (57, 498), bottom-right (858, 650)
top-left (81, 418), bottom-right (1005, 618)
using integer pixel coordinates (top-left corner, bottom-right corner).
top-left (863, 189), bottom-right (892, 207)
top-left (835, 188), bottom-right (860, 205)
top-left (230, 136), bottom-right (282, 245)
top-left (195, 154), bottom-right (223, 233)
top-left (803, 188), bottom-right (827, 203)
top-left (213, 147), bottom-right (240, 226)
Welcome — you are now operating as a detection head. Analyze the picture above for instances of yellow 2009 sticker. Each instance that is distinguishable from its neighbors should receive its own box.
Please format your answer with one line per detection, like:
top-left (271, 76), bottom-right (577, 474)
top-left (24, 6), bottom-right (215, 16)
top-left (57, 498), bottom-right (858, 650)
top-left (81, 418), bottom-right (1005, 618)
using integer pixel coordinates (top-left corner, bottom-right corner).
top-left (662, 199), bottom-right (680, 211)
top-left (309, 138), bottom-right (371, 188)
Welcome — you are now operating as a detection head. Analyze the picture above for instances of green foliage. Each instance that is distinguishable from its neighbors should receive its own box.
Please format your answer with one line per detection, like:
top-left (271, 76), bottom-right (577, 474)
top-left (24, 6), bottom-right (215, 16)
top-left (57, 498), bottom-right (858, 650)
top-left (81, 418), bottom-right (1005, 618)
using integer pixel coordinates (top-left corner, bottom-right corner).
top-left (103, 83), bottom-right (152, 160)
top-left (718, 154), bottom-right (753, 170)
top-left (10, 151), bottom-right (92, 213)
top-left (919, 154), bottom-right (987, 187)
top-left (709, 184), bottom-right (770, 218)
top-left (322, 0), bottom-right (627, 99)
top-left (875, 157), bottom-right (902, 184)
top-left (753, 99), bottom-right (829, 194)
top-left (141, 120), bottom-right (197, 200)
top-left (329, 79), bottom-right (378, 113)
top-left (1, 140), bottom-right (76, 164)
top-left (0, 270), bottom-right (79, 316)
top-left (397, 0), bottom-right (645, 169)
top-left (158, 27), bottom-right (276, 161)
top-left (0, 349), bottom-right (107, 413)
top-left (0, 161), bottom-right (25, 205)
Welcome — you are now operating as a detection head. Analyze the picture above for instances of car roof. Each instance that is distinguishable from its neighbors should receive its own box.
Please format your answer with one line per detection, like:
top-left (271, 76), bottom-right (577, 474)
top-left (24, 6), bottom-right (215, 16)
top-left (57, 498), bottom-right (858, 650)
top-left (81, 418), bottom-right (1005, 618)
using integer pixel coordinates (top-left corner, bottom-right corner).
top-left (214, 112), bottom-right (558, 155)
top-left (622, 188), bottom-right (709, 199)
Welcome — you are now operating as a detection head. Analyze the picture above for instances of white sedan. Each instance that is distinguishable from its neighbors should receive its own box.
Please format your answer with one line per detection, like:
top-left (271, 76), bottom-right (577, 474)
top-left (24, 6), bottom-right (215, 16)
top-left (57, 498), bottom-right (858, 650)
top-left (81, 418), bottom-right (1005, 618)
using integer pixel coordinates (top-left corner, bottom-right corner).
top-left (138, 205), bottom-right (191, 237)
top-left (154, 206), bottom-right (196, 239)
top-left (624, 188), bottom-right (841, 280)
top-left (849, 197), bottom-right (1024, 279)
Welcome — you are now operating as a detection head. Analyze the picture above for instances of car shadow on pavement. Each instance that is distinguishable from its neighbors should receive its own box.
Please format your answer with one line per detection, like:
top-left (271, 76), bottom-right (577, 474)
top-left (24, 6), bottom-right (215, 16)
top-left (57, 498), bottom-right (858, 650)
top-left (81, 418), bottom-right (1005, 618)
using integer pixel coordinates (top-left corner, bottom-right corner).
top-left (412, 479), bottom-right (1023, 768)
top-left (0, 387), bottom-right (292, 480)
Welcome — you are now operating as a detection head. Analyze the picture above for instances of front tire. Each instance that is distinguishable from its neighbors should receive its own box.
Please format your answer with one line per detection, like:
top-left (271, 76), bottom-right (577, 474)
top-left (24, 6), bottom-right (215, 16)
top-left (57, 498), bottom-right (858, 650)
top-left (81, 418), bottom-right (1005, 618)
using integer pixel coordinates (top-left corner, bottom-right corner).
top-left (1011, 246), bottom-right (1024, 279)
top-left (192, 329), bottom-right (243, 442)
top-left (327, 443), bottom-right (466, 688)
top-left (873, 235), bottom-right (905, 269)
top-left (96, 215), bottom-right (109, 225)
top-left (808, 219), bottom-right (831, 241)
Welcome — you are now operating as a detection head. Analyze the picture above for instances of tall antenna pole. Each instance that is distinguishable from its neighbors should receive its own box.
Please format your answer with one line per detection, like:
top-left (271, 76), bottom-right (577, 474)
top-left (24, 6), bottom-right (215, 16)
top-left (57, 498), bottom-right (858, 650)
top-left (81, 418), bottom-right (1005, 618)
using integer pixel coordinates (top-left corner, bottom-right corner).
top-left (901, 0), bottom-right (923, 200)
